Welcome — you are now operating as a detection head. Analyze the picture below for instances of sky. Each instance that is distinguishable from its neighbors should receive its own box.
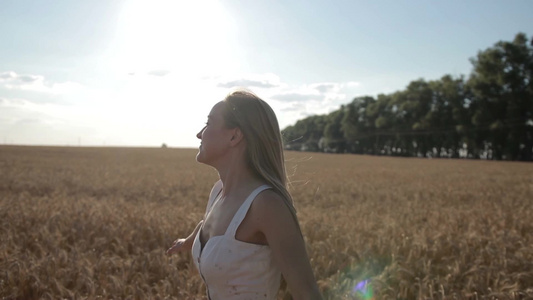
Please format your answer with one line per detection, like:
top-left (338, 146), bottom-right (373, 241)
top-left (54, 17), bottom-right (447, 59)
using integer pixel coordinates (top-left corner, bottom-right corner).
top-left (1, 0), bottom-right (532, 148)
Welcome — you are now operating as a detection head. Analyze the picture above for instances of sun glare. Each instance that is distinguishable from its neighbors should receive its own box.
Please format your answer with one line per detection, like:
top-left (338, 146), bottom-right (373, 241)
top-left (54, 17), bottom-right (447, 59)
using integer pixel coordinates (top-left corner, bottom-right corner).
top-left (115, 0), bottom-right (235, 76)
top-left (103, 0), bottom-right (238, 147)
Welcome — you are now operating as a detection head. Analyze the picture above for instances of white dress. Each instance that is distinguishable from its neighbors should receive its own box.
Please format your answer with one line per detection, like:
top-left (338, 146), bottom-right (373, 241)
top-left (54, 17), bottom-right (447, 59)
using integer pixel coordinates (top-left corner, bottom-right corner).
top-left (191, 183), bottom-right (281, 300)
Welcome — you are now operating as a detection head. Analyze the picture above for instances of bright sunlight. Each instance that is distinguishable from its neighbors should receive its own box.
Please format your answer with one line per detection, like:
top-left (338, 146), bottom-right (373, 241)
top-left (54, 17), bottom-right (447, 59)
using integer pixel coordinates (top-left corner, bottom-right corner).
top-left (114, 0), bottom-right (236, 76)
top-left (100, 0), bottom-right (239, 147)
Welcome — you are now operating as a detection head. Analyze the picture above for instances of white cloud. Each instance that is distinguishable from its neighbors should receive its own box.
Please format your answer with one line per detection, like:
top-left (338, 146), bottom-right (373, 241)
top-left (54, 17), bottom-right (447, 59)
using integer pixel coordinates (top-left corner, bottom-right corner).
top-left (216, 73), bottom-right (282, 89)
top-left (147, 69), bottom-right (171, 77)
top-left (0, 70), bottom-right (366, 146)
top-left (244, 79), bottom-right (361, 129)
top-left (0, 71), bottom-right (83, 95)
top-left (195, 73), bottom-right (365, 131)
top-left (0, 72), bottom-right (16, 80)
top-left (268, 82), bottom-right (351, 107)
top-left (313, 83), bottom-right (336, 93)
top-left (271, 92), bottom-right (323, 102)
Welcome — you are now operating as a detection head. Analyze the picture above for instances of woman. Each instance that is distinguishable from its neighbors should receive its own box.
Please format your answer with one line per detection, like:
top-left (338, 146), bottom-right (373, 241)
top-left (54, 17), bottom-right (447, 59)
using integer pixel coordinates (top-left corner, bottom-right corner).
top-left (167, 90), bottom-right (322, 300)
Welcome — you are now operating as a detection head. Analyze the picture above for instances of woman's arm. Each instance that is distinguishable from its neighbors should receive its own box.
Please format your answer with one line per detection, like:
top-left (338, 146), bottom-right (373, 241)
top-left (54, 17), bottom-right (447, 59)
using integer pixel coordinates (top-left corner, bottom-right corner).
top-left (166, 180), bottom-right (223, 255)
top-left (250, 191), bottom-right (323, 300)
top-left (166, 220), bottom-right (203, 255)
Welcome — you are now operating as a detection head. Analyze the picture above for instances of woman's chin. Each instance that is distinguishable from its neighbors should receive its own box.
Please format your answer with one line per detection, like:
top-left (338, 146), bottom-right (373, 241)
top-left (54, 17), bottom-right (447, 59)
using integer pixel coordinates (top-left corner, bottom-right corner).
top-left (195, 150), bottom-right (205, 163)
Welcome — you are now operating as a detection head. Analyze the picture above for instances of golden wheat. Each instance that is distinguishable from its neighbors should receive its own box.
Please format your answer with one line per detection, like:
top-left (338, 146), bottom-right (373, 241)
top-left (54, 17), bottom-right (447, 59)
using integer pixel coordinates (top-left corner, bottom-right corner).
top-left (1, 146), bottom-right (532, 299)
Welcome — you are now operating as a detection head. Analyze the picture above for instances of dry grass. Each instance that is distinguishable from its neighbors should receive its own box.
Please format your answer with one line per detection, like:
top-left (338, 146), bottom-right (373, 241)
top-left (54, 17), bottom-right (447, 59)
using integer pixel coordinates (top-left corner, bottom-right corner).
top-left (1, 146), bottom-right (532, 300)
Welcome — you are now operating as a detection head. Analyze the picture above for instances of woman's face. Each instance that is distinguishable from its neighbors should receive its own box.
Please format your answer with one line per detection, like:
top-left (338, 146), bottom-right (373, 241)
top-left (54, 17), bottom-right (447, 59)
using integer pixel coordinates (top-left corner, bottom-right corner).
top-left (196, 101), bottom-right (234, 165)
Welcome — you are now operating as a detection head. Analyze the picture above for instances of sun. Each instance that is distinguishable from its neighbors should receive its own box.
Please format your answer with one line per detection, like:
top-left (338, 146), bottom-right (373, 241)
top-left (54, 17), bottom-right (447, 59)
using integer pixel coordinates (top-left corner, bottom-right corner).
top-left (88, 0), bottom-right (248, 148)
top-left (114, 0), bottom-right (236, 77)
top-left (96, 0), bottom-right (240, 147)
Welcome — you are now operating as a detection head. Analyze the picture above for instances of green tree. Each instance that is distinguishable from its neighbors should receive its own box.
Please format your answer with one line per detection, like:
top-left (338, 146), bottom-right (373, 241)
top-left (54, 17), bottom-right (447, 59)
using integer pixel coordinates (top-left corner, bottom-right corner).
top-left (282, 115), bottom-right (327, 151)
top-left (341, 96), bottom-right (376, 154)
top-left (427, 75), bottom-right (470, 158)
top-left (467, 32), bottom-right (533, 160)
top-left (390, 79), bottom-right (434, 156)
top-left (282, 33), bottom-right (532, 161)
top-left (324, 107), bottom-right (346, 153)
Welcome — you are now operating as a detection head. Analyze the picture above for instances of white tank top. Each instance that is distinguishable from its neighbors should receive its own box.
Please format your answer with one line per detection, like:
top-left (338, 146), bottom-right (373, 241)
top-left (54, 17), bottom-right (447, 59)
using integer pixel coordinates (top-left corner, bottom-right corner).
top-left (191, 184), bottom-right (281, 300)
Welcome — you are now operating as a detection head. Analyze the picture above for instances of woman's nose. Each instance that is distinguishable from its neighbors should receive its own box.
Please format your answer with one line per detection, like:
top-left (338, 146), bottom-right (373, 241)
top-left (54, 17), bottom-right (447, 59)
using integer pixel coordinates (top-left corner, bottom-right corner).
top-left (197, 126), bottom-right (206, 139)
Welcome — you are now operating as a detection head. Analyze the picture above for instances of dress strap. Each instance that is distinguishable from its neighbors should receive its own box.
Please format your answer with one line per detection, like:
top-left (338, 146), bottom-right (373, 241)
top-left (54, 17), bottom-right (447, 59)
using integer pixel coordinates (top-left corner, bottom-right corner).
top-left (225, 185), bottom-right (271, 237)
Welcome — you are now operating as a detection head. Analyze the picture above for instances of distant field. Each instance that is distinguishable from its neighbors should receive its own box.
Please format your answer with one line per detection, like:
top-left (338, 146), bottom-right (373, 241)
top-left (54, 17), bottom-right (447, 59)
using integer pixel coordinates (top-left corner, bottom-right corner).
top-left (1, 146), bottom-right (532, 299)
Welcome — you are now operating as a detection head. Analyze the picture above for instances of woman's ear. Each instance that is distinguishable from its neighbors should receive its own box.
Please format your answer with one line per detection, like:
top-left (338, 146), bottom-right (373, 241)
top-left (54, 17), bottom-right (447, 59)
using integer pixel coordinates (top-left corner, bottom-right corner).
top-left (229, 127), bottom-right (244, 146)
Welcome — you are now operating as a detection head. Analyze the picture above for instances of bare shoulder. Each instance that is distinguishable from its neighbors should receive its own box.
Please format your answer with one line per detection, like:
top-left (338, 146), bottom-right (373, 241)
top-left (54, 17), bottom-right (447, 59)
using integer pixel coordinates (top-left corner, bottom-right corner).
top-left (250, 189), bottom-right (296, 227)
top-left (254, 189), bottom-right (288, 211)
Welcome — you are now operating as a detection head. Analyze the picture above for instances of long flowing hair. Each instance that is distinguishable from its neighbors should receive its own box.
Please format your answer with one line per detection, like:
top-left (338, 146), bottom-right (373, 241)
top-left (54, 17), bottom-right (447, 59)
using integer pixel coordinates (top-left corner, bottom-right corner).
top-left (222, 89), bottom-right (300, 228)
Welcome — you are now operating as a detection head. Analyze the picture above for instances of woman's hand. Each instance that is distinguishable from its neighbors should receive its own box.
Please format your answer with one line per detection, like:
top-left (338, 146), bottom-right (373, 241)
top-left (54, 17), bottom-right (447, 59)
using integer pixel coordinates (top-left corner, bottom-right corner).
top-left (165, 220), bottom-right (203, 256)
top-left (166, 238), bottom-right (190, 255)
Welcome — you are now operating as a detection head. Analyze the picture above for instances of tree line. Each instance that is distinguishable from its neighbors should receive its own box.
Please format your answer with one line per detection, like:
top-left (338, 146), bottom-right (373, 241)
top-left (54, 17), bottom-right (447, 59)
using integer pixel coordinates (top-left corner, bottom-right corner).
top-left (282, 33), bottom-right (533, 161)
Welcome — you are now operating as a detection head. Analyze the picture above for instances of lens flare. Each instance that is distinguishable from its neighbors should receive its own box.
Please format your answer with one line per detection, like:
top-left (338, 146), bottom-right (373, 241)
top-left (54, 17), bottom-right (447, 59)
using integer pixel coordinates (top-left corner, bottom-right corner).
top-left (352, 279), bottom-right (373, 300)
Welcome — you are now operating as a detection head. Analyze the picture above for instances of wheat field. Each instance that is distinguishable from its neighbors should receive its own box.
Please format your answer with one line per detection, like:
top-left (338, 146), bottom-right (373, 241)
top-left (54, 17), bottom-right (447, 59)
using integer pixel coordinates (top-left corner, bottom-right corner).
top-left (1, 146), bottom-right (532, 300)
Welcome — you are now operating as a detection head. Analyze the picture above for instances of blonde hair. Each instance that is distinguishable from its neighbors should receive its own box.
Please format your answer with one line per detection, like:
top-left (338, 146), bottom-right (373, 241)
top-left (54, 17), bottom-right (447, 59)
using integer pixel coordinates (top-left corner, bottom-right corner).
top-left (222, 90), bottom-right (299, 226)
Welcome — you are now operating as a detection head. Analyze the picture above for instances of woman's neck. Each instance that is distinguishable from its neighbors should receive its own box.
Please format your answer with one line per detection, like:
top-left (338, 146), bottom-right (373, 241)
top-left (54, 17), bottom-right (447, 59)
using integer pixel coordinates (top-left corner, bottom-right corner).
top-left (217, 157), bottom-right (262, 198)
